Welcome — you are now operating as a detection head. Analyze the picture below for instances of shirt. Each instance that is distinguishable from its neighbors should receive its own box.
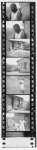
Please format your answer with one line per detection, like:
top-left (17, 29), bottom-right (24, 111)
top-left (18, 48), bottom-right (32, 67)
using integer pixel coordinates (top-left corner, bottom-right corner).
top-left (15, 30), bottom-right (22, 39)
top-left (11, 12), bottom-right (17, 20)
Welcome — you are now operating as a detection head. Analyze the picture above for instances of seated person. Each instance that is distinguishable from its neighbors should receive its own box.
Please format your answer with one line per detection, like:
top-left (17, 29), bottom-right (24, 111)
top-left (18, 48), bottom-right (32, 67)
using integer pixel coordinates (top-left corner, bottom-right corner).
top-left (10, 3), bottom-right (22, 20)
top-left (13, 24), bottom-right (27, 39)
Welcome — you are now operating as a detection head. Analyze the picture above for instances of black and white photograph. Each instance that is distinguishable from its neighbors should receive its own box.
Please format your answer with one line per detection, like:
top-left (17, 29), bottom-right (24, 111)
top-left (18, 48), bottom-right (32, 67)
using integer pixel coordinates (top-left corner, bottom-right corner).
top-left (6, 58), bottom-right (30, 75)
top-left (1, 1), bottom-right (36, 148)
top-left (6, 95), bottom-right (30, 112)
top-left (6, 21), bottom-right (30, 57)
top-left (6, 2), bottom-right (30, 21)
top-left (6, 75), bottom-right (30, 94)
top-left (6, 2), bottom-right (30, 142)
top-left (6, 113), bottom-right (30, 132)
top-left (6, 39), bottom-right (30, 58)
top-left (6, 21), bottom-right (30, 39)
top-left (6, 95), bottom-right (30, 132)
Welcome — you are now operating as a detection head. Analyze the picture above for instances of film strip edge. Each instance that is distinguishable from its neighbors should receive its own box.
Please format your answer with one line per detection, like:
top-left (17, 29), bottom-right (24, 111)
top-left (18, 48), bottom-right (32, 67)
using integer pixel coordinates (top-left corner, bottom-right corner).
top-left (30, 2), bottom-right (36, 147)
top-left (1, 2), bottom-right (6, 147)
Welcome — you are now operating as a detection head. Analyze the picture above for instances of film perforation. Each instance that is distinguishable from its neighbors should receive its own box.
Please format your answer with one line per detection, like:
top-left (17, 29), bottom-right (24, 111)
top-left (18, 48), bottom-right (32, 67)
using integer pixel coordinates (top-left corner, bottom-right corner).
top-left (1, 2), bottom-right (6, 139)
top-left (30, 3), bottom-right (35, 145)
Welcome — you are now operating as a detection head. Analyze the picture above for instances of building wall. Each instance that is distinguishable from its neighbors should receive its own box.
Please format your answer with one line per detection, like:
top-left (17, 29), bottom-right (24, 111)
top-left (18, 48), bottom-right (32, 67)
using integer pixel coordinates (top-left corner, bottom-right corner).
top-left (20, 3), bottom-right (30, 20)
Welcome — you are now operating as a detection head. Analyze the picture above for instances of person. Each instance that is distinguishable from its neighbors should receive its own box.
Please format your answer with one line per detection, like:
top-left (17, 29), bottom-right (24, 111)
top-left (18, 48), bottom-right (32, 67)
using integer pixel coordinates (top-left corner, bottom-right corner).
top-left (10, 3), bottom-right (22, 21)
top-left (19, 120), bottom-right (25, 131)
top-left (19, 80), bottom-right (25, 94)
top-left (13, 24), bottom-right (27, 39)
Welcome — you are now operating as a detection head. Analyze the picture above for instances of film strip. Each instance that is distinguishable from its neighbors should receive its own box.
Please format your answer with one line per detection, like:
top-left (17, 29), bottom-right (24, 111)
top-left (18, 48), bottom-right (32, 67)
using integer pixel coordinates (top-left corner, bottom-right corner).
top-left (30, 2), bottom-right (36, 147)
top-left (1, 2), bottom-right (36, 147)
top-left (1, 2), bottom-right (6, 145)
